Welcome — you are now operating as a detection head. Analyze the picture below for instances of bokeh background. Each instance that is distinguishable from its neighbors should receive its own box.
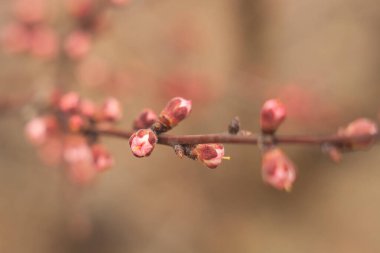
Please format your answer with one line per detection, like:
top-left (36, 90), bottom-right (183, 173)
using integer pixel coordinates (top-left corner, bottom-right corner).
top-left (1, 0), bottom-right (380, 252)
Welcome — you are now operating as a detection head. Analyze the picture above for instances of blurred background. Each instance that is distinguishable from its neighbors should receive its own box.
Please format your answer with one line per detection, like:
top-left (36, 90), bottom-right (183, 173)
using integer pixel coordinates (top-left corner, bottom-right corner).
top-left (0, 0), bottom-right (380, 252)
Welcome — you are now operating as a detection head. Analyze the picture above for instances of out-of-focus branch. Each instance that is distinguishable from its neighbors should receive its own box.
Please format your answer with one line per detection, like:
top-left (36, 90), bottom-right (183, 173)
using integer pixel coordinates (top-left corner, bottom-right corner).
top-left (0, 93), bottom-right (33, 113)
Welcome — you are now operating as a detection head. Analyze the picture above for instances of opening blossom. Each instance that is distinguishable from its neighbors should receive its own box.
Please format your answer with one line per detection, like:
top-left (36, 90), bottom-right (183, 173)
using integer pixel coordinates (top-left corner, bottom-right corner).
top-left (192, 144), bottom-right (225, 169)
top-left (129, 129), bottom-right (158, 158)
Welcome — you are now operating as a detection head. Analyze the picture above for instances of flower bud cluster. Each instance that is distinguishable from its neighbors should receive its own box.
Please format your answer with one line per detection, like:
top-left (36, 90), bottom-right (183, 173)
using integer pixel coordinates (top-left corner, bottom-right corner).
top-left (64, 0), bottom-right (131, 60)
top-left (129, 97), bottom-right (192, 158)
top-left (25, 91), bottom-right (122, 184)
top-left (1, 0), bottom-right (58, 60)
top-left (23, 93), bottom-right (378, 190)
top-left (1, 0), bottom-right (130, 61)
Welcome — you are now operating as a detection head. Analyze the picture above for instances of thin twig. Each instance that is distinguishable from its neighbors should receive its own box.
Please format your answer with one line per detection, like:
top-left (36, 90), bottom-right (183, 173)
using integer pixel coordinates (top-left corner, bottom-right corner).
top-left (88, 126), bottom-right (380, 148)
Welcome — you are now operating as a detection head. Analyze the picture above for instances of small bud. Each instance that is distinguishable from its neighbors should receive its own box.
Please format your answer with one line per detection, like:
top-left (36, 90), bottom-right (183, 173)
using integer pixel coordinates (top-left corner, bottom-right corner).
top-left (29, 26), bottom-right (58, 60)
top-left (129, 129), bottom-right (157, 157)
top-left (260, 99), bottom-right (287, 134)
top-left (192, 144), bottom-right (225, 169)
top-left (133, 109), bottom-right (158, 130)
top-left (261, 148), bottom-right (296, 191)
top-left (25, 117), bottom-right (47, 145)
top-left (338, 118), bottom-right (378, 149)
top-left (13, 0), bottom-right (46, 24)
top-left (101, 97), bottom-right (122, 121)
top-left (63, 138), bottom-right (93, 165)
top-left (63, 136), bottom-right (97, 185)
top-left (91, 144), bottom-right (114, 172)
top-left (59, 92), bottom-right (80, 112)
top-left (228, 116), bottom-right (240, 135)
top-left (1, 23), bottom-right (30, 54)
top-left (68, 114), bottom-right (85, 132)
top-left (159, 97), bottom-right (192, 129)
top-left (64, 30), bottom-right (92, 60)
top-left (80, 99), bottom-right (96, 118)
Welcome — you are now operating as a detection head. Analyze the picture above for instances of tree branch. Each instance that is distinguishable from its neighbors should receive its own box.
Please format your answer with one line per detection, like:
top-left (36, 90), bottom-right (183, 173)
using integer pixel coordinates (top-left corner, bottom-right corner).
top-left (88, 126), bottom-right (380, 148)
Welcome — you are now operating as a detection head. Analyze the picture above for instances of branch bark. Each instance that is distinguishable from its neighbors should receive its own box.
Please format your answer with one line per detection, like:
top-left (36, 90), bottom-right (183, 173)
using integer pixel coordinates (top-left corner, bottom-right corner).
top-left (88, 126), bottom-right (380, 148)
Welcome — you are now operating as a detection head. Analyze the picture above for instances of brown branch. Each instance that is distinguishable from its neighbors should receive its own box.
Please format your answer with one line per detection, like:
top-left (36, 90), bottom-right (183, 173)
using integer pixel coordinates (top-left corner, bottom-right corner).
top-left (87, 126), bottom-right (380, 148)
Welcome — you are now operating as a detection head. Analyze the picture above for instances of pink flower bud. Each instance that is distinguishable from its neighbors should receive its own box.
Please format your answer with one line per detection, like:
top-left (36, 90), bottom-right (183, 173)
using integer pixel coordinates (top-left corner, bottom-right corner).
top-left (260, 99), bottom-right (287, 134)
top-left (63, 139), bottom-right (93, 165)
top-left (29, 26), bottom-right (58, 60)
top-left (101, 97), bottom-right (122, 121)
top-left (13, 0), bottom-right (46, 24)
top-left (49, 89), bottom-right (63, 107)
top-left (159, 97), bottom-right (192, 128)
top-left (59, 92), bottom-right (80, 112)
top-left (25, 117), bottom-right (48, 145)
top-left (80, 99), bottom-right (97, 118)
top-left (63, 136), bottom-right (97, 184)
top-left (261, 148), bottom-right (296, 191)
top-left (68, 115), bottom-right (85, 132)
top-left (64, 31), bottom-right (92, 60)
top-left (66, 0), bottom-right (94, 18)
top-left (338, 118), bottom-right (378, 149)
top-left (1, 23), bottom-right (30, 54)
top-left (129, 129), bottom-right (158, 157)
top-left (37, 137), bottom-right (62, 166)
top-left (192, 144), bottom-right (225, 169)
top-left (68, 163), bottom-right (97, 185)
top-left (91, 144), bottom-right (114, 172)
top-left (133, 109), bottom-right (158, 130)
